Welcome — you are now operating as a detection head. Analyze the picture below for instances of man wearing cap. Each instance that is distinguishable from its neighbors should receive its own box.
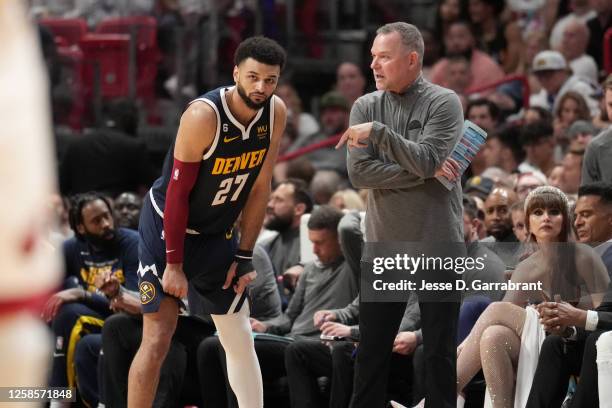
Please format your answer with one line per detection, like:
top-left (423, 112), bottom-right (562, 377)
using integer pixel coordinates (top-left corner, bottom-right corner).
top-left (286, 91), bottom-right (350, 175)
top-left (529, 50), bottom-right (600, 117)
top-left (582, 74), bottom-right (612, 184)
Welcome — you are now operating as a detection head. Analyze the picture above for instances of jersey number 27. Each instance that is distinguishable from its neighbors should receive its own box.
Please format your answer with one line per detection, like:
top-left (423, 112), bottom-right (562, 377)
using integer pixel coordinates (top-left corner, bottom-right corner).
top-left (211, 174), bottom-right (249, 206)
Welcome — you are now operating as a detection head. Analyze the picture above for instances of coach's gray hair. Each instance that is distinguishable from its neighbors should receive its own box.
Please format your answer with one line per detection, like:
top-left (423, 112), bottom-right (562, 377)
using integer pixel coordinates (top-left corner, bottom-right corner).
top-left (376, 22), bottom-right (424, 66)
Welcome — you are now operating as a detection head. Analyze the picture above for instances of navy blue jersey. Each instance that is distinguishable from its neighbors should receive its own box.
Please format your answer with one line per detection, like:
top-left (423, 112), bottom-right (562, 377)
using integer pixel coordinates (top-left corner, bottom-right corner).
top-left (62, 228), bottom-right (139, 292)
top-left (150, 86), bottom-right (275, 234)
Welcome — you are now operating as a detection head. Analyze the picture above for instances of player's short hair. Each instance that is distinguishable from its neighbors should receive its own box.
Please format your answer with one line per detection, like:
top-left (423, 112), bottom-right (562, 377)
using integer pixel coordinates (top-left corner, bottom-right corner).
top-left (376, 22), bottom-right (424, 66)
top-left (307, 205), bottom-right (344, 232)
top-left (234, 36), bottom-right (286, 70)
top-left (68, 192), bottom-right (113, 239)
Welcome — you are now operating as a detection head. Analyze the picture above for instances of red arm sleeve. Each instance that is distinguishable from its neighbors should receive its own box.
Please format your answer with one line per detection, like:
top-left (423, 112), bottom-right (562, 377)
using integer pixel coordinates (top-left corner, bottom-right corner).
top-left (164, 158), bottom-right (200, 264)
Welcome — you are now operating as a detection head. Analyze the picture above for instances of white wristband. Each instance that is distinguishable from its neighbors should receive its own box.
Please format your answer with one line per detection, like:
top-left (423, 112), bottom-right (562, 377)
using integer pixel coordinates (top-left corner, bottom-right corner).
top-left (585, 310), bottom-right (599, 331)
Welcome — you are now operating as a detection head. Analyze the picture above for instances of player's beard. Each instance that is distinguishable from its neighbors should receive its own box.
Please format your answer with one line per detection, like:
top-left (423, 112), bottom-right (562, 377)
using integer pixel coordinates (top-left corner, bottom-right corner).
top-left (84, 228), bottom-right (117, 251)
top-left (236, 83), bottom-right (269, 110)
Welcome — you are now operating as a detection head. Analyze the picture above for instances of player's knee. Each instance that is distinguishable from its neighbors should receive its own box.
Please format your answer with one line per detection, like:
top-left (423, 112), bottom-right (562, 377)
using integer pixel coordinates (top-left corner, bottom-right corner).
top-left (51, 302), bottom-right (85, 330)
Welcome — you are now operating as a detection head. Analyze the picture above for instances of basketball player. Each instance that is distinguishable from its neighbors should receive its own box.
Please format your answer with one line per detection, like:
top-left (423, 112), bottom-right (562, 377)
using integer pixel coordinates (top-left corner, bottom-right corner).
top-left (128, 37), bottom-right (287, 408)
top-left (0, 0), bottom-right (62, 406)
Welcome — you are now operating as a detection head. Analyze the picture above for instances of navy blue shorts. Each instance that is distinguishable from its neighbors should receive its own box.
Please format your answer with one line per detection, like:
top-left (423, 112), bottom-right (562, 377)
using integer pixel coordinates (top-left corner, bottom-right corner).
top-left (137, 192), bottom-right (248, 315)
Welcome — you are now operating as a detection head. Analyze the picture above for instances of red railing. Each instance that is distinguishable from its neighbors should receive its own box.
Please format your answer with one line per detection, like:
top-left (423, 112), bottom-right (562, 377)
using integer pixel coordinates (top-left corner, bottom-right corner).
top-left (277, 133), bottom-right (342, 162)
top-left (466, 74), bottom-right (530, 109)
top-left (604, 28), bottom-right (612, 75)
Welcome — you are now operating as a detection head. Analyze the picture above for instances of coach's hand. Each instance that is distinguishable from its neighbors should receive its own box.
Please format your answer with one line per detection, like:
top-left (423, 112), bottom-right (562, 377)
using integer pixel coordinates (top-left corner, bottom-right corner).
top-left (335, 122), bottom-right (373, 149)
top-left (162, 263), bottom-right (188, 299)
top-left (434, 158), bottom-right (461, 181)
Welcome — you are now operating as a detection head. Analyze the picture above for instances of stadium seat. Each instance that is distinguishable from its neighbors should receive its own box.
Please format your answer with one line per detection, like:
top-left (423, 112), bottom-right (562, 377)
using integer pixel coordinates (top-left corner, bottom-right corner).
top-left (80, 33), bottom-right (130, 99)
top-left (39, 18), bottom-right (88, 47)
top-left (96, 16), bottom-right (159, 102)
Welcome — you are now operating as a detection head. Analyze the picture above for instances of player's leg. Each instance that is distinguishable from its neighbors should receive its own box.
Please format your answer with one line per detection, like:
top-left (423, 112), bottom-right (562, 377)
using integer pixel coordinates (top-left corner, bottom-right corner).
top-left (211, 302), bottom-right (263, 408)
top-left (127, 297), bottom-right (178, 408)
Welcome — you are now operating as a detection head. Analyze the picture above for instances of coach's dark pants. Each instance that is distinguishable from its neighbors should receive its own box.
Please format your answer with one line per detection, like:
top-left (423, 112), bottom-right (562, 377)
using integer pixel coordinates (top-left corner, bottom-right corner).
top-left (350, 300), bottom-right (459, 408)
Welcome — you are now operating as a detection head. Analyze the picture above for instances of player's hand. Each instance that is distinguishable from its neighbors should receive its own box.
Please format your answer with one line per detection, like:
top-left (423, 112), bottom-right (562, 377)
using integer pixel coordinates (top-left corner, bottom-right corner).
top-left (250, 318), bottom-right (268, 333)
top-left (110, 292), bottom-right (141, 315)
top-left (434, 158), bottom-right (461, 181)
top-left (393, 331), bottom-right (418, 355)
top-left (162, 263), bottom-right (188, 298)
top-left (335, 122), bottom-right (373, 149)
top-left (313, 310), bottom-right (337, 328)
top-left (320, 322), bottom-right (351, 338)
top-left (95, 271), bottom-right (120, 298)
top-left (234, 271), bottom-right (257, 294)
top-left (41, 288), bottom-right (85, 322)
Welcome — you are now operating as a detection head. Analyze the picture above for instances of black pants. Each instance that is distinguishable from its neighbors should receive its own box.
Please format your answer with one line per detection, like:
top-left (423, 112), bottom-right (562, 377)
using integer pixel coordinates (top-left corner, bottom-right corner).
top-left (526, 331), bottom-right (605, 408)
top-left (350, 301), bottom-right (459, 408)
top-left (197, 336), bottom-right (290, 408)
top-left (285, 339), bottom-right (413, 408)
top-left (49, 302), bottom-right (109, 388)
top-left (101, 313), bottom-right (214, 407)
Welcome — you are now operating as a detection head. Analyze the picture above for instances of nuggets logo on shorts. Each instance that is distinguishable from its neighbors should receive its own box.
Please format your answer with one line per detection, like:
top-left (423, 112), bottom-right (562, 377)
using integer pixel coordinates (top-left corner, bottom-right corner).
top-left (139, 282), bottom-right (156, 304)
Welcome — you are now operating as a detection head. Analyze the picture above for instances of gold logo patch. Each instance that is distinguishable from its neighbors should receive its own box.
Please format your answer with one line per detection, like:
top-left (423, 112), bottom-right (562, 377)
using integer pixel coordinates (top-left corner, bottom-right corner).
top-left (140, 282), bottom-right (156, 304)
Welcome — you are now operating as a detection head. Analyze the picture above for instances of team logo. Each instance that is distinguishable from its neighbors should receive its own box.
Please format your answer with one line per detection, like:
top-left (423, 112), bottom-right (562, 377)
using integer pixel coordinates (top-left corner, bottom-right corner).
top-left (139, 282), bottom-right (156, 304)
top-left (257, 125), bottom-right (268, 139)
top-left (223, 135), bottom-right (241, 143)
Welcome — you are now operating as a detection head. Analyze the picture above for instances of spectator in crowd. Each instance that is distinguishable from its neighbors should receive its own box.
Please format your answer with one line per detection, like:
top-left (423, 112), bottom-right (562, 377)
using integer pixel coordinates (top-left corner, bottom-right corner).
top-left (464, 176), bottom-right (495, 202)
top-left (433, 0), bottom-right (468, 55)
top-left (198, 206), bottom-right (360, 407)
top-left (260, 179), bottom-right (313, 294)
top-left (335, 62), bottom-right (366, 106)
top-left (526, 184), bottom-right (612, 408)
top-left (113, 192), bottom-right (143, 230)
top-left (430, 20), bottom-right (505, 92)
top-left (553, 91), bottom-right (591, 155)
top-left (558, 19), bottom-right (599, 83)
top-left (329, 189), bottom-right (366, 212)
top-left (566, 119), bottom-right (598, 147)
top-left (457, 186), bottom-right (609, 408)
top-left (549, 0), bottom-right (596, 49)
top-left (41, 192), bottom-right (139, 407)
top-left (519, 120), bottom-right (557, 177)
top-left (462, 195), bottom-right (507, 301)
top-left (287, 292), bottom-right (421, 408)
top-left (482, 187), bottom-right (519, 243)
top-left (285, 91), bottom-right (350, 176)
top-left (310, 170), bottom-right (345, 206)
top-left (59, 99), bottom-right (157, 196)
top-left (482, 124), bottom-right (525, 174)
top-left (516, 172), bottom-right (547, 201)
top-left (582, 75), bottom-right (612, 184)
top-left (548, 164), bottom-right (565, 190)
top-left (529, 50), bottom-right (600, 117)
top-left (574, 182), bottom-right (612, 255)
top-left (523, 106), bottom-right (553, 125)
top-left (510, 200), bottom-right (528, 242)
top-left (585, 0), bottom-right (612, 69)
top-left (467, 0), bottom-right (506, 62)
top-left (466, 98), bottom-right (501, 177)
top-left (561, 142), bottom-right (585, 194)
top-left (466, 98), bottom-right (500, 133)
top-left (445, 55), bottom-right (472, 96)
top-left (276, 82), bottom-right (319, 142)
